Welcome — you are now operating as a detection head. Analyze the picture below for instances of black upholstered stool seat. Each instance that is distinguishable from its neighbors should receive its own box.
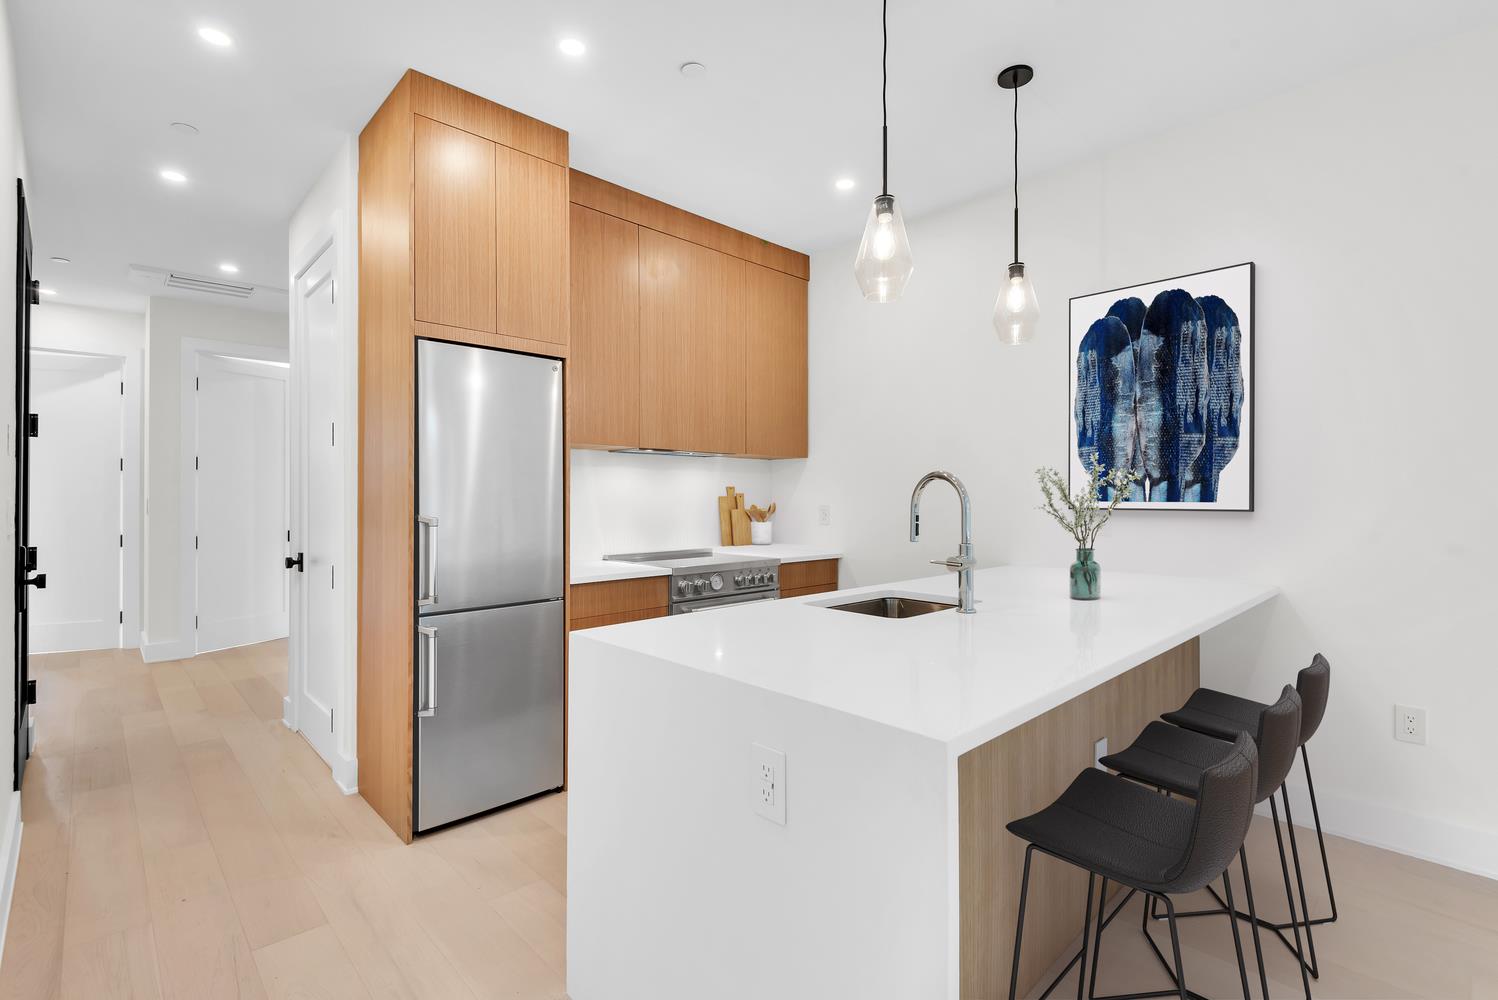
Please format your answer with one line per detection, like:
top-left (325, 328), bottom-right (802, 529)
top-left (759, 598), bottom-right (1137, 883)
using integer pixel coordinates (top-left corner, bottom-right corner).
top-left (1161, 689), bottom-right (1267, 743)
top-left (1097, 721), bottom-right (1235, 799)
top-left (1005, 767), bottom-right (1197, 892)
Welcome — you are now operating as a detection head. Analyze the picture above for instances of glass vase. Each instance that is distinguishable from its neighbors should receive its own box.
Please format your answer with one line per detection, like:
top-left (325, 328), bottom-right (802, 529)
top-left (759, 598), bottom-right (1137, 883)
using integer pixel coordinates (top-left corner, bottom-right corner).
top-left (1070, 548), bottom-right (1100, 601)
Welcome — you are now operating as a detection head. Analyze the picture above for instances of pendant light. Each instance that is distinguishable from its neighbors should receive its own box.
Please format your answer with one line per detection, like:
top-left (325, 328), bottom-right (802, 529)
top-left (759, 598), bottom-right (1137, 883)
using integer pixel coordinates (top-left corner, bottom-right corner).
top-left (854, 0), bottom-right (914, 302)
top-left (994, 64), bottom-right (1040, 345)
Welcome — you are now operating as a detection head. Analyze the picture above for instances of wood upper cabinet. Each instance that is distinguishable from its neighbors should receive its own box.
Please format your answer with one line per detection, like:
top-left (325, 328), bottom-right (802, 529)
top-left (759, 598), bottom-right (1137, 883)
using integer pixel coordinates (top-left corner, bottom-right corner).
top-left (569, 204), bottom-right (640, 448)
top-left (413, 115), bottom-right (496, 333)
top-left (639, 229), bottom-right (746, 455)
top-left (497, 146), bottom-right (569, 348)
top-left (744, 263), bottom-right (809, 458)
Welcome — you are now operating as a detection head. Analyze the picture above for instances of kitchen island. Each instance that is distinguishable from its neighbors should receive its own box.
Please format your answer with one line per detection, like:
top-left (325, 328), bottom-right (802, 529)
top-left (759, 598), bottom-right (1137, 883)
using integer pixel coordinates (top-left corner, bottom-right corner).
top-left (567, 565), bottom-right (1276, 1000)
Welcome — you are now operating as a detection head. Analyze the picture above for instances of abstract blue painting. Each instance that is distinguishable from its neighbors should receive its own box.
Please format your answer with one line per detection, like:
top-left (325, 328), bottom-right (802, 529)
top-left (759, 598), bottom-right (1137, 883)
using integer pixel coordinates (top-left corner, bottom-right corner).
top-left (1068, 263), bottom-right (1253, 510)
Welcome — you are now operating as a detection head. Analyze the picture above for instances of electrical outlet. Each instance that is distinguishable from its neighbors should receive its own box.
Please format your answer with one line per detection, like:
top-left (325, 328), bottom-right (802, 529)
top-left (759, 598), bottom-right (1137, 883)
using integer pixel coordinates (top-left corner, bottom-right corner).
top-left (817, 505), bottom-right (832, 526)
top-left (751, 743), bottom-right (786, 825)
top-left (1094, 736), bottom-right (1108, 769)
top-left (1394, 705), bottom-right (1427, 745)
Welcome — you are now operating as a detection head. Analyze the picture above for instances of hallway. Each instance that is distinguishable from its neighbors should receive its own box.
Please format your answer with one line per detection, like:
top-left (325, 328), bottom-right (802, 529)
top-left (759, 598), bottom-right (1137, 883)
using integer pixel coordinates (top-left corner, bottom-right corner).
top-left (0, 642), bottom-right (567, 999)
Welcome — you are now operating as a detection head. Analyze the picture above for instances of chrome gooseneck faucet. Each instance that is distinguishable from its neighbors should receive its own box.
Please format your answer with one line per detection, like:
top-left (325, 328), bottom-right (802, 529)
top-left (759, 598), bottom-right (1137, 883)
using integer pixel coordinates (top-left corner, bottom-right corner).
top-left (909, 470), bottom-right (976, 613)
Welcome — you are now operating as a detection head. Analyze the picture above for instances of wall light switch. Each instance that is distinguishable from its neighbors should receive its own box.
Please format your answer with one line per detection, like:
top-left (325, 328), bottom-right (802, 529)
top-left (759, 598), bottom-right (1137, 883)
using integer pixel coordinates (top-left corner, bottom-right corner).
top-left (1394, 705), bottom-right (1427, 745)
top-left (817, 505), bottom-right (832, 527)
top-left (752, 742), bottom-right (786, 825)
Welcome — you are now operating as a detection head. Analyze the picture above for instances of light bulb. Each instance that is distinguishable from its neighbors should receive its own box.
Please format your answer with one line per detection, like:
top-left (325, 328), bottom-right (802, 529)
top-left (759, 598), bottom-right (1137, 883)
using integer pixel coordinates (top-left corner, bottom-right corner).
top-left (854, 194), bottom-right (914, 302)
top-left (993, 262), bottom-right (1040, 345)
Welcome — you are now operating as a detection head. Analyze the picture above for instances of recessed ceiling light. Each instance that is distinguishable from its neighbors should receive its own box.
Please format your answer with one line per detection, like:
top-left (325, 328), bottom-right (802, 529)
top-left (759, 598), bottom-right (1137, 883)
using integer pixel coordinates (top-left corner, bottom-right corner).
top-left (159, 168), bottom-right (187, 184)
top-left (219, 262), bottom-right (239, 274)
top-left (558, 38), bottom-right (586, 57)
top-left (169, 121), bottom-right (200, 136)
top-left (38, 288), bottom-right (56, 296)
top-left (49, 256), bottom-right (71, 264)
top-left (197, 26), bottom-right (233, 48)
top-left (835, 177), bottom-right (856, 191)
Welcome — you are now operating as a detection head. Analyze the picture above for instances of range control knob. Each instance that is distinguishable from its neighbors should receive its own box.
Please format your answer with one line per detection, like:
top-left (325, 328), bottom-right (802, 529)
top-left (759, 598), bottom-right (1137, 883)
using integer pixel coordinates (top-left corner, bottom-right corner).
top-left (710, 573), bottom-right (724, 592)
top-left (767, 570), bottom-right (777, 583)
top-left (734, 573), bottom-right (745, 586)
top-left (753, 571), bottom-right (765, 586)
top-left (694, 578), bottom-right (708, 591)
top-left (677, 578), bottom-right (690, 593)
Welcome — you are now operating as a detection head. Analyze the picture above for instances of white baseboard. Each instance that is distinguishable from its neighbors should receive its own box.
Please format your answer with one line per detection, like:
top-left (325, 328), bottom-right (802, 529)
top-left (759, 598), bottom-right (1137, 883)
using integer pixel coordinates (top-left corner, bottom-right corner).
top-left (1259, 779), bottom-right (1498, 882)
top-left (331, 754), bottom-right (358, 795)
top-left (0, 791), bottom-right (23, 970)
top-left (138, 630), bottom-right (194, 663)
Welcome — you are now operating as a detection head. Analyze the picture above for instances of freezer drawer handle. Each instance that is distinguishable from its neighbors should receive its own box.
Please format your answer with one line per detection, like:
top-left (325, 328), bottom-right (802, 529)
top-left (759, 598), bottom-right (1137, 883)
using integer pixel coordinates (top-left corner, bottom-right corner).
top-left (416, 625), bottom-right (438, 717)
top-left (416, 514), bottom-right (439, 606)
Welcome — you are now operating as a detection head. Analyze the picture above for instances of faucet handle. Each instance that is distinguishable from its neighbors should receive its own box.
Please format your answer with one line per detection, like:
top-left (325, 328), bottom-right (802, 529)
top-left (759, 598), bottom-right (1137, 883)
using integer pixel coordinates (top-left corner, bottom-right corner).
top-left (930, 555), bottom-right (973, 572)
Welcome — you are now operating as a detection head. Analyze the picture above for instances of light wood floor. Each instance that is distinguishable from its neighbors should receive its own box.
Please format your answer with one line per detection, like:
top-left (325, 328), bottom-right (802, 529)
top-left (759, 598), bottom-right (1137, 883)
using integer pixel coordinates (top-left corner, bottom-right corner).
top-left (0, 642), bottom-right (567, 999)
top-left (3, 643), bottom-right (1496, 999)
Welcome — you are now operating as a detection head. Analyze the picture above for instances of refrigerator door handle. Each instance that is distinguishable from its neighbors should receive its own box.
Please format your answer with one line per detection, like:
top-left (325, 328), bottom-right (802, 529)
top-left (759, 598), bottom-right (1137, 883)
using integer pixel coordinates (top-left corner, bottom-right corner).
top-left (416, 625), bottom-right (438, 717)
top-left (416, 514), bottom-right (439, 606)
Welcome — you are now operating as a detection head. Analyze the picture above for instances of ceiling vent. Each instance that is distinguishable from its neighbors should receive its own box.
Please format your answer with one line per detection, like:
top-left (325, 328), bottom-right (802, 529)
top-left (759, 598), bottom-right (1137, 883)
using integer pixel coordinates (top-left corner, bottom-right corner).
top-left (129, 263), bottom-right (285, 303)
top-left (162, 271), bottom-right (255, 298)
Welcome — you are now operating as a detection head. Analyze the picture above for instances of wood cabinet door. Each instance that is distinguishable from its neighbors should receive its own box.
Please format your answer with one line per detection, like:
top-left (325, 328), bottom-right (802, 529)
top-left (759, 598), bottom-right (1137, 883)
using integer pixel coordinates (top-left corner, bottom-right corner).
top-left (497, 145), bottom-right (569, 347)
top-left (413, 116), bottom-right (496, 333)
top-left (638, 230), bottom-right (746, 454)
top-left (744, 263), bottom-right (808, 458)
top-left (569, 204), bottom-right (640, 448)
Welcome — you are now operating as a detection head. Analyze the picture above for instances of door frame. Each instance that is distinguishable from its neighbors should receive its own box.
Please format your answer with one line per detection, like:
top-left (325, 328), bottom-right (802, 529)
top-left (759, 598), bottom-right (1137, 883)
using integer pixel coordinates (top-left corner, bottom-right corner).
top-left (287, 223), bottom-right (357, 791)
top-left (27, 347), bottom-right (142, 652)
top-left (176, 337), bottom-right (290, 657)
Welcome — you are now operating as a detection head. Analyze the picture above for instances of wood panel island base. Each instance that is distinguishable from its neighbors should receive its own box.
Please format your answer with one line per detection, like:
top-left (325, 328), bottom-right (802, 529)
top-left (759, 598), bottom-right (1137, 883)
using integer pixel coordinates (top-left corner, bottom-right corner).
top-left (567, 567), bottom-right (1276, 1000)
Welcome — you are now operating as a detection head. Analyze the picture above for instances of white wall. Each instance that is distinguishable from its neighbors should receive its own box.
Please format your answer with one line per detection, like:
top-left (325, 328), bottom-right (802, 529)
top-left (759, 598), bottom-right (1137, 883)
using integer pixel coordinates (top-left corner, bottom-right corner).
top-left (775, 28), bottom-right (1498, 876)
top-left (570, 450), bottom-right (773, 558)
top-left (287, 137), bottom-right (359, 788)
top-left (0, 0), bottom-right (25, 955)
top-left (30, 303), bottom-right (146, 647)
top-left (142, 295), bottom-right (287, 656)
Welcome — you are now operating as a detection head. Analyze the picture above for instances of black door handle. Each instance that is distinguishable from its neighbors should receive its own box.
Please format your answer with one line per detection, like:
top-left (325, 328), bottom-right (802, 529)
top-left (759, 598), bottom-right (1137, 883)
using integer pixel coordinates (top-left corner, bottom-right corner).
top-left (285, 553), bottom-right (304, 572)
top-left (24, 573), bottom-right (45, 590)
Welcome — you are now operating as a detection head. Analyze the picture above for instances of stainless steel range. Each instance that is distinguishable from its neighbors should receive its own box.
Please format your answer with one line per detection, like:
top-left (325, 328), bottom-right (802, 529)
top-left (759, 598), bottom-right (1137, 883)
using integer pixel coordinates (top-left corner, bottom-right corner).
top-left (605, 549), bottom-right (781, 614)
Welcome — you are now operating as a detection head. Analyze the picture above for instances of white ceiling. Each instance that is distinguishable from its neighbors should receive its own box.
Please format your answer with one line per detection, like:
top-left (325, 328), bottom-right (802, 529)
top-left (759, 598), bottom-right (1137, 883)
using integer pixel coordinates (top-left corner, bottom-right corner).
top-left (12, 0), bottom-right (1496, 314)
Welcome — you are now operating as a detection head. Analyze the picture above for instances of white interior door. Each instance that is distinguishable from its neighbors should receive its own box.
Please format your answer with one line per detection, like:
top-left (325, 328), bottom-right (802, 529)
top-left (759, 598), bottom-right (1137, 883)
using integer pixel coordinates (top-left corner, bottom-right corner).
top-left (28, 351), bottom-right (124, 652)
top-left (292, 246), bottom-right (343, 765)
top-left (195, 352), bottom-right (290, 653)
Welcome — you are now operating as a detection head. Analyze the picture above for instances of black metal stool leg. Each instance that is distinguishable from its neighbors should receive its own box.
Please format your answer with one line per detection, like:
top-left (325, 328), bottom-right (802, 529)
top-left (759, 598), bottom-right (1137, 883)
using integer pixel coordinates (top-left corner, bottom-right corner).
top-left (1238, 847), bottom-right (1270, 1000)
top-left (1221, 869), bottom-right (1252, 1000)
top-left (1077, 873), bottom-right (1097, 1000)
top-left (1162, 895), bottom-right (1189, 1000)
top-left (1279, 785), bottom-right (1320, 978)
top-left (1270, 796), bottom-right (1314, 1000)
top-left (1009, 846), bottom-right (1036, 1000)
top-left (1300, 745), bottom-right (1339, 925)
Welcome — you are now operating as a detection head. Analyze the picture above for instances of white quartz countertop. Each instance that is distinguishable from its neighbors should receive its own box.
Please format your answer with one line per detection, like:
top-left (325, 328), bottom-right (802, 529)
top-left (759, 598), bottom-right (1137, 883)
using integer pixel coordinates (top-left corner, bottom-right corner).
top-left (570, 544), bottom-right (843, 586)
top-left (571, 565), bottom-right (1276, 755)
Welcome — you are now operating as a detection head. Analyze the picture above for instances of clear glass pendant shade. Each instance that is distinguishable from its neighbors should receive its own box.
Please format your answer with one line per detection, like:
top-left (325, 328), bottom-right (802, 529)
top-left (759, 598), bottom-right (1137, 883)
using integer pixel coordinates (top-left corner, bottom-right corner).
top-left (993, 261), bottom-right (1040, 345)
top-left (854, 194), bottom-right (914, 302)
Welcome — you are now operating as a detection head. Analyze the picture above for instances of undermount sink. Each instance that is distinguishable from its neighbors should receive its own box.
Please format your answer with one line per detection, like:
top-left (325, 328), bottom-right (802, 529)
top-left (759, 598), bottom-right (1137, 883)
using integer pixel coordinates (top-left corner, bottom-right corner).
top-left (824, 594), bottom-right (957, 619)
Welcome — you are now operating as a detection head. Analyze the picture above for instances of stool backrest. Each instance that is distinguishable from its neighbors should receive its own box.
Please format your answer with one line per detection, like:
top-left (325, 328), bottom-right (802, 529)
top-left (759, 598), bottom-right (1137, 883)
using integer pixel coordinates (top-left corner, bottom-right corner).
top-left (1167, 731), bottom-right (1258, 894)
top-left (1296, 653), bottom-right (1330, 744)
top-left (1254, 685), bottom-right (1302, 803)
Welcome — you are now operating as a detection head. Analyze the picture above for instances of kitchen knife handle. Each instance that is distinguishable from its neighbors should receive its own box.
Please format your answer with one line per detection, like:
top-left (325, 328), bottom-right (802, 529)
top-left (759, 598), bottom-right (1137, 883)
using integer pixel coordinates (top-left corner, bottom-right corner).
top-left (416, 625), bottom-right (438, 718)
top-left (416, 514), bottom-right (439, 606)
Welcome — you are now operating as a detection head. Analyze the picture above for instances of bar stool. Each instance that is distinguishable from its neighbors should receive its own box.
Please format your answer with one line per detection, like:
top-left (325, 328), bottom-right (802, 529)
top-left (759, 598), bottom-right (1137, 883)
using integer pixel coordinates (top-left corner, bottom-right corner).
top-left (1101, 685), bottom-right (1311, 1000)
top-left (1163, 655), bottom-right (1333, 977)
top-left (1005, 732), bottom-right (1259, 1000)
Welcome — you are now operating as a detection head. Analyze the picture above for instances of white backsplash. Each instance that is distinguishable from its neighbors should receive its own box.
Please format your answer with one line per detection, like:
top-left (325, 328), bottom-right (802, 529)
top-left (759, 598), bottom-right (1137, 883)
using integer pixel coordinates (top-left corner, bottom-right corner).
top-left (570, 449), bottom-right (774, 559)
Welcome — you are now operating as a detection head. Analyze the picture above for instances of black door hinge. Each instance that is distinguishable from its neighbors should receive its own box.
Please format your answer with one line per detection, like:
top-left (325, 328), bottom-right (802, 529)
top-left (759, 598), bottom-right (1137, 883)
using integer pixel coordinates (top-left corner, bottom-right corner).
top-left (26, 680), bottom-right (36, 705)
top-left (195, 456), bottom-right (199, 470)
top-left (119, 610), bottom-right (123, 624)
top-left (119, 457), bottom-right (123, 471)
top-left (119, 534), bottom-right (123, 548)
top-left (119, 381), bottom-right (124, 395)
top-left (195, 376), bottom-right (199, 390)
top-left (24, 546), bottom-right (36, 571)
top-left (26, 413), bottom-right (38, 438)
top-left (194, 535), bottom-right (199, 550)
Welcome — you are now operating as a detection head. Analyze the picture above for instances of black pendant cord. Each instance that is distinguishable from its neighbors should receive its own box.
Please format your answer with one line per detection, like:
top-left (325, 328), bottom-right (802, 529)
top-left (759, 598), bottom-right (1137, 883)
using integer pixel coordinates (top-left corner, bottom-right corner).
top-left (1012, 81), bottom-right (1020, 264)
top-left (880, 0), bottom-right (889, 198)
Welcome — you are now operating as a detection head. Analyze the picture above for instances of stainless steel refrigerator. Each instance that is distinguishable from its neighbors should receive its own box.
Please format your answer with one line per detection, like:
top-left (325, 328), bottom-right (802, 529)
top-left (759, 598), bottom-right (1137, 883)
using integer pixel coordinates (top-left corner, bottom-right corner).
top-left (414, 338), bottom-right (565, 832)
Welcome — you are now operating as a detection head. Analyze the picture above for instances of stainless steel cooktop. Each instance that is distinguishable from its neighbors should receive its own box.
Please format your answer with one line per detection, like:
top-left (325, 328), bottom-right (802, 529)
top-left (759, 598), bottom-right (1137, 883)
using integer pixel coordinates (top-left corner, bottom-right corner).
top-left (605, 549), bottom-right (781, 604)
